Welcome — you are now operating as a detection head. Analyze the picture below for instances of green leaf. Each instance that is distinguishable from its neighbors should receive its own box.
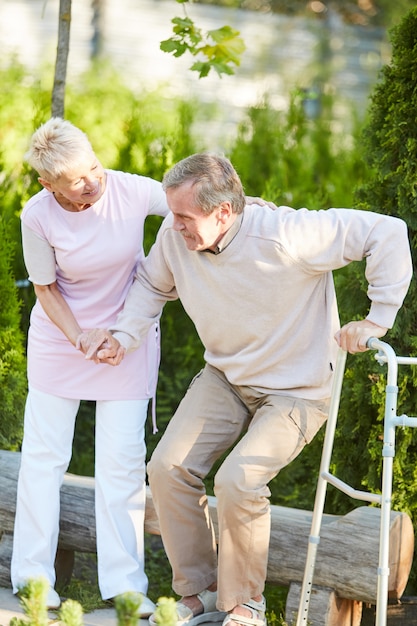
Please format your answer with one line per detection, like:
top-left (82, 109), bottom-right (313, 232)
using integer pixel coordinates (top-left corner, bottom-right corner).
top-left (170, 16), bottom-right (203, 46)
top-left (210, 61), bottom-right (235, 77)
top-left (160, 39), bottom-right (188, 57)
top-left (171, 16), bottom-right (194, 29)
top-left (208, 25), bottom-right (243, 43)
top-left (190, 61), bottom-right (212, 78)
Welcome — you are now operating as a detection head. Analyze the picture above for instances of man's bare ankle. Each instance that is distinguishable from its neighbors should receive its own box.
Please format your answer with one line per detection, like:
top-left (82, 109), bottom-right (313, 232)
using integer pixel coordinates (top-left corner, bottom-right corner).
top-left (180, 586), bottom-right (217, 617)
top-left (229, 597), bottom-right (264, 618)
top-left (231, 605), bottom-right (250, 617)
top-left (180, 595), bottom-right (204, 616)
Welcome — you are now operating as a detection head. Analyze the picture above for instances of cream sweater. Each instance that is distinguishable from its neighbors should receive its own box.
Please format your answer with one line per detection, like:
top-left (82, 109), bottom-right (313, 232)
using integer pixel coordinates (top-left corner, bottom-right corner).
top-left (112, 205), bottom-right (412, 400)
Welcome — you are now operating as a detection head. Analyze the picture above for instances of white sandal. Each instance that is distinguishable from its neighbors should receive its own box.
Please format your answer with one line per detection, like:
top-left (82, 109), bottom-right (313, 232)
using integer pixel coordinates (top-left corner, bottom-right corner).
top-left (222, 596), bottom-right (266, 626)
top-left (149, 589), bottom-right (226, 626)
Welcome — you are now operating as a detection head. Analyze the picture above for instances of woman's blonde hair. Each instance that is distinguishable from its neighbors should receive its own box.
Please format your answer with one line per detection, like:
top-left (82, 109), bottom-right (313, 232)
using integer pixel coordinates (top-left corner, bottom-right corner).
top-left (25, 117), bottom-right (95, 181)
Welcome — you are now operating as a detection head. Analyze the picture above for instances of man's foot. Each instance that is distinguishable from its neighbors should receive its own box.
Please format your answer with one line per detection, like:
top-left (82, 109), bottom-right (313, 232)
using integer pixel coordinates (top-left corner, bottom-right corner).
top-left (149, 587), bottom-right (225, 626)
top-left (222, 596), bottom-right (266, 626)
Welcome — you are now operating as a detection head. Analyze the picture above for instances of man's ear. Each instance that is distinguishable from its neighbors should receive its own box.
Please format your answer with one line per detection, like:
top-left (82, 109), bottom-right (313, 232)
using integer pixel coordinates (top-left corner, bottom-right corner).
top-left (38, 177), bottom-right (53, 192)
top-left (218, 201), bottom-right (233, 222)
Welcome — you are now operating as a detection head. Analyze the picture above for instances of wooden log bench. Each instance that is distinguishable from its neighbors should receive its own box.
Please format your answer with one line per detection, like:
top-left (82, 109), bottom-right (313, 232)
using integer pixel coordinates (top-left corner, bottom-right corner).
top-left (0, 449), bottom-right (414, 625)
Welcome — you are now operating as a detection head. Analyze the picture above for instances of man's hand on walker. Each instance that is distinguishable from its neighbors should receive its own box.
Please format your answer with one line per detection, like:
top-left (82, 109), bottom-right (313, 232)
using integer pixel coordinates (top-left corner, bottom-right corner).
top-left (334, 319), bottom-right (388, 354)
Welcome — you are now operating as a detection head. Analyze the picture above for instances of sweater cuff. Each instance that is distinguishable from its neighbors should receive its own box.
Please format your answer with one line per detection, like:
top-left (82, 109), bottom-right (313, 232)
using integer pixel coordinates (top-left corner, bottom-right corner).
top-left (111, 331), bottom-right (136, 352)
top-left (367, 302), bottom-right (401, 330)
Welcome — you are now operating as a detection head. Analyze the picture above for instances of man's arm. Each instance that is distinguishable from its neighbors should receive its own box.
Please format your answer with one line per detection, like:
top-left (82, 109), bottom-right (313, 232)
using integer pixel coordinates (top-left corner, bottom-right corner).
top-left (284, 208), bottom-right (412, 333)
top-left (81, 267), bottom-right (166, 363)
top-left (84, 217), bottom-right (177, 363)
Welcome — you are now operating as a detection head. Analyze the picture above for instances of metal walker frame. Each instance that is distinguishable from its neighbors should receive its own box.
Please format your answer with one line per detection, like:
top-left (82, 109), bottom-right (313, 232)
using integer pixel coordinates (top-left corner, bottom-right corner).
top-left (296, 338), bottom-right (417, 626)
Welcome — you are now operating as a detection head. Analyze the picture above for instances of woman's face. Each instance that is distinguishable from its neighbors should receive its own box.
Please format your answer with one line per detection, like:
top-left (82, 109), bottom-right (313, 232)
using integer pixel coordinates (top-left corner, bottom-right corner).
top-left (40, 154), bottom-right (106, 211)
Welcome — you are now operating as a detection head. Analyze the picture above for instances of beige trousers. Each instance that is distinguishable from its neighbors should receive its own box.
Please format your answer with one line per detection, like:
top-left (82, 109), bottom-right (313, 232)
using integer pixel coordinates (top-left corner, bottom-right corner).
top-left (147, 364), bottom-right (329, 611)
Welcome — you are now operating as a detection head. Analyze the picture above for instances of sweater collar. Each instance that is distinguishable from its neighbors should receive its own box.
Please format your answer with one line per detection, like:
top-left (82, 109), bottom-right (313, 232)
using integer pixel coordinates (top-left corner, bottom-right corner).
top-left (204, 212), bottom-right (244, 255)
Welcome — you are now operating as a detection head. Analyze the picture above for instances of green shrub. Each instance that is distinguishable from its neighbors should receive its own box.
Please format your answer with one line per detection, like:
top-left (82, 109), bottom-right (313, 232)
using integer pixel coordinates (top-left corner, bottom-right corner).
top-left (347, 6), bottom-right (417, 590)
top-left (10, 578), bottom-right (185, 626)
top-left (10, 577), bottom-right (50, 626)
top-left (229, 90), bottom-right (368, 210)
top-left (0, 216), bottom-right (26, 449)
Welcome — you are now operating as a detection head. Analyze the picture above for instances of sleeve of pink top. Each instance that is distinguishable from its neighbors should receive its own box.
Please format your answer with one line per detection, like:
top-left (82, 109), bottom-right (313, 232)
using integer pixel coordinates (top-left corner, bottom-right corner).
top-left (21, 221), bottom-right (57, 285)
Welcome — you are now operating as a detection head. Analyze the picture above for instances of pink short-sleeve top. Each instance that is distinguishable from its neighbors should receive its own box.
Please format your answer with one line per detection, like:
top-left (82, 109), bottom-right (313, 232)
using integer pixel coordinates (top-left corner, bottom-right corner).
top-left (20, 169), bottom-right (168, 401)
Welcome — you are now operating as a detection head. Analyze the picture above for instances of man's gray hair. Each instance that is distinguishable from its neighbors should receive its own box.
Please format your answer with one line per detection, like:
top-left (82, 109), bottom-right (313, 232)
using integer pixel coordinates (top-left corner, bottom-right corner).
top-left (162, 153), bottom-right (246, 215)
top-left (25, 117), bottom-right (95, 181)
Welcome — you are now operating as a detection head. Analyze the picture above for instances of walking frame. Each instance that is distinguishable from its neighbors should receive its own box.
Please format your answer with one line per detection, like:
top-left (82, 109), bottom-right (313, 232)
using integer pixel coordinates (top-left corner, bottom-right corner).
top-left (296, 338), bottom-right (417, 626)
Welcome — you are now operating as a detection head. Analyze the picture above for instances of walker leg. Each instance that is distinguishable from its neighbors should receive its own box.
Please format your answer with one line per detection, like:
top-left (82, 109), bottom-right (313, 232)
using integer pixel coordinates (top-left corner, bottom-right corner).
top-left (375, 357), bottom-right (398, 626)
top-left (296, 349), bottom-right (347, 626)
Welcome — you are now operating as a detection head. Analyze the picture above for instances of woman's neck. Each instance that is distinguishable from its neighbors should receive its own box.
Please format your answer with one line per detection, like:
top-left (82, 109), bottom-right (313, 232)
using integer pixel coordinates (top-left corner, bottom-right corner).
top-left (52, 192), bottom-right (93, 212)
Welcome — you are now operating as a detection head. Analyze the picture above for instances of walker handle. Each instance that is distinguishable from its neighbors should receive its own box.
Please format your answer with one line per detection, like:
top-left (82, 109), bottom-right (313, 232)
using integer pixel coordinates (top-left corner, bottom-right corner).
top-left (367, 336), bottom-right (380, 350)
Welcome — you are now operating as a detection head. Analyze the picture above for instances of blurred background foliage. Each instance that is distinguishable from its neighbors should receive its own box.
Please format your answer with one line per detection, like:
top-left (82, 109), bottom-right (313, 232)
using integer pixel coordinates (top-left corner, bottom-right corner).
top-left (196, 0), bottom-right (412, 27)
top-left (1, 1), bottom-right (417, 615)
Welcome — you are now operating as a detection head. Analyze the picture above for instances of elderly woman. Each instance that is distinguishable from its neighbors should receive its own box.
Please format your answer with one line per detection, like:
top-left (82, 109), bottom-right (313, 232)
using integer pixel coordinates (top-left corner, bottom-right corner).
top-left (11, 118), bottom-right (168, 612)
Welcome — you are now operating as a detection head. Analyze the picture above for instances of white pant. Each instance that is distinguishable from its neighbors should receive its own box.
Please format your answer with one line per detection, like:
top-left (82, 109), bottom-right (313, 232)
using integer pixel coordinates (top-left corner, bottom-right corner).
top-left (11, 386), bottom-right (149, 599)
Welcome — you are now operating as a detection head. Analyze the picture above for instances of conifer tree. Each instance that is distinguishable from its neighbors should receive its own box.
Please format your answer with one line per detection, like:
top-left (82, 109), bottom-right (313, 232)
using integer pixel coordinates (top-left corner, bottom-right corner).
top-left (325, 6), bottom-right (417, 588)
top-left (0, 217), bottom-right (27, 450)
top-left (354, 6), bottom-right (417, 353)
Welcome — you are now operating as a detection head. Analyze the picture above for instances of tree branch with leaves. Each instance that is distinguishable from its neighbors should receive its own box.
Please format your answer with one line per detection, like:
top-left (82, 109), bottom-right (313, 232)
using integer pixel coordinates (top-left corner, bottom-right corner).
top-left (160, 0), bottom-right (246, 77)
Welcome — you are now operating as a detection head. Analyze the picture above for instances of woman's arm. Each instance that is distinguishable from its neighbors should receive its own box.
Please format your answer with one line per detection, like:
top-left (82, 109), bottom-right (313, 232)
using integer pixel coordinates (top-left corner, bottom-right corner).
top-left (34, 282), bottom-right (83, 348)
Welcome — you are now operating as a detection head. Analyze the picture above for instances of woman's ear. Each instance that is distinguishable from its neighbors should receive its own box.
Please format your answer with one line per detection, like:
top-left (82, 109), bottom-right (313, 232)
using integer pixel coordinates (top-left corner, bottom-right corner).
top-left (38, 177), bottom-right (53, 192)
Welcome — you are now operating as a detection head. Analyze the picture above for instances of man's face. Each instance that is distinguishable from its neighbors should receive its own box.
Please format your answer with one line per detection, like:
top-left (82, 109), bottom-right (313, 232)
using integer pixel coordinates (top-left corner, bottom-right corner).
top-left (167, 181), bottom-right (231, 252)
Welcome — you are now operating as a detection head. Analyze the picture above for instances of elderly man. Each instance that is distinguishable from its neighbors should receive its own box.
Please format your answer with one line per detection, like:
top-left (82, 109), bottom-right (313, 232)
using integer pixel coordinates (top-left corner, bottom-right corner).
top-left (83, 153), bottom-right (412, 626)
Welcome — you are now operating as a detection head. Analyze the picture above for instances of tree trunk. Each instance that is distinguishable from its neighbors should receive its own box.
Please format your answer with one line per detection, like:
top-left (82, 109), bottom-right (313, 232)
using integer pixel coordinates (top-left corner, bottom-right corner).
top-left (91, 0), bottom-right (105, 58)
top-left (0, 449), bottom-right (413, 609)
top-left (51, 0), bottom-right (72, 118)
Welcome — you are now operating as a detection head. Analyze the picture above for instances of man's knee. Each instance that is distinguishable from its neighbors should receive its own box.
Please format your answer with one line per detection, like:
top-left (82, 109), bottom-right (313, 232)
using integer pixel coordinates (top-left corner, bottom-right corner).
top-left (214, 461), bottom-right (244, 505)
